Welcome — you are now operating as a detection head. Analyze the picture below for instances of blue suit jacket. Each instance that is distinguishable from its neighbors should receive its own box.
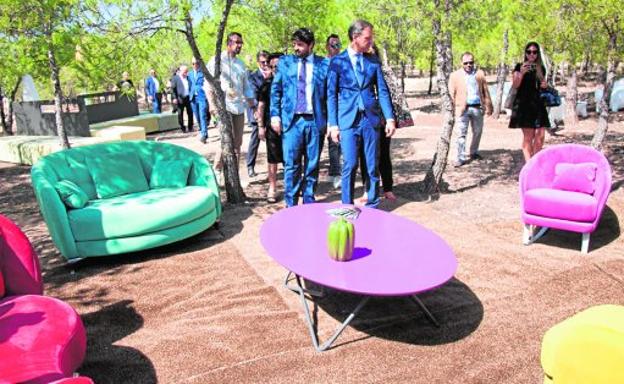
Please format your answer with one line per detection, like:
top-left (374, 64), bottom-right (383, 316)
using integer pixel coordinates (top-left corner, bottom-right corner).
top-left (270, 54), bottom-right (329, 133)
top-left (145, 76), bottom-right (160, 98)
top-left (188, 70), bottom-right (207, 101)
top-left (327, 50), bottom-right (394, 130)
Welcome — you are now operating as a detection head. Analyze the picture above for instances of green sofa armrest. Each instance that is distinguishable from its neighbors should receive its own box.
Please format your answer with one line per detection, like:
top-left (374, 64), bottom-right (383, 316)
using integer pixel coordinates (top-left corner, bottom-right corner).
top-left (188, 157), bottom-right (222, 219)
top-left (31, 167), bottom-right (80, 260)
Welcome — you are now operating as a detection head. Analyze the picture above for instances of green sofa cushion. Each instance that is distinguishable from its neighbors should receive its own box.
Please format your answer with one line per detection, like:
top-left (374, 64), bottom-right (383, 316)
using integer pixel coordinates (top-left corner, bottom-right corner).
top-left (68, 186), bottom-right (216, 241)
top-left (150, 159), bottom-right (191, 189)
top-left (86, 152), bottom-right (148, 199)
top-left (54, 180), bottom-right (89, 209)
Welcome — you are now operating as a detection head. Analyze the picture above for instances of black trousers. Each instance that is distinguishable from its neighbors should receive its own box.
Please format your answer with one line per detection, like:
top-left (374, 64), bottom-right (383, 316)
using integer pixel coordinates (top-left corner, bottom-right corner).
top-left (359, 126), bottom-right (393, 192)
top-left (177, 96), bottom-right (193, 132)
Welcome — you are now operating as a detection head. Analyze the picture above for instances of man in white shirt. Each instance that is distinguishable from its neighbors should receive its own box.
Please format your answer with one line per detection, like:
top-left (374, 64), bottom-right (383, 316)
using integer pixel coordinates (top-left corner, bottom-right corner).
top-left (207, 32), bottom-right (255, 173)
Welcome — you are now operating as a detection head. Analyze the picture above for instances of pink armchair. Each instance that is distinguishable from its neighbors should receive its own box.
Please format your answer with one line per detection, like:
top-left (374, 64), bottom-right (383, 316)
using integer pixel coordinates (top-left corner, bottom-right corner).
top-left (519, 144), bottom-right (612, 253)
top-left (0, 214), bottom-right (91, 383)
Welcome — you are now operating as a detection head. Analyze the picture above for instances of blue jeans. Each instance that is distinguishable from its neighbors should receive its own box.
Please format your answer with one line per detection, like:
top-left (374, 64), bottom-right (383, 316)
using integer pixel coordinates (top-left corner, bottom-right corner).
top-left (282, 116), bottom-right (320, 207)
top-left (191, 96), bottom-right (208, 139)
top-left (340, 113), bottom-right (380, 208)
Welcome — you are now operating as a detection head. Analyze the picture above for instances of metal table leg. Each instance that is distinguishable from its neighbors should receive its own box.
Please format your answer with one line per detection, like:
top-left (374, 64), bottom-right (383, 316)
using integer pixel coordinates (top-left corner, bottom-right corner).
top-left (286, 272), bottom-right (369, 352)
top-left (409, 295), bottom-right (440, 327)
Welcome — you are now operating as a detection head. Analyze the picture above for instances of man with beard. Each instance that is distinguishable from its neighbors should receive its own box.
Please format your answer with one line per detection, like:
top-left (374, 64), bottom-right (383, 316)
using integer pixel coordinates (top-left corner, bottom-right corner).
top-left (208, 32), bottom-right (255, 178)
top-left (270, 28), bottom-right (329, 207)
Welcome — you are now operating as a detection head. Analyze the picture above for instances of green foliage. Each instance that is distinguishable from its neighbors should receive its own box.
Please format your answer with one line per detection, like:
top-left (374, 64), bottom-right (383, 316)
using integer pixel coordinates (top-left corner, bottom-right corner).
top-left (1, 0), bottom-right (621, 94)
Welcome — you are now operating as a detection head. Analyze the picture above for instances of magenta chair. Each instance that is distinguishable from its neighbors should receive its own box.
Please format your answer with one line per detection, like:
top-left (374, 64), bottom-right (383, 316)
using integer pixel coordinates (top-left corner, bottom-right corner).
top-left (519, 144), bottom-right (612, 253)
top-left (0, 214), bottom-right (92, 383)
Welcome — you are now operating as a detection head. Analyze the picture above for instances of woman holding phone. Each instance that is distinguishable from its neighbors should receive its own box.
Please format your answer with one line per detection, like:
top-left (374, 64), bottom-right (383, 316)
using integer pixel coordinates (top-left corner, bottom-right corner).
top-left (509, 41), bottom-right (550, 161)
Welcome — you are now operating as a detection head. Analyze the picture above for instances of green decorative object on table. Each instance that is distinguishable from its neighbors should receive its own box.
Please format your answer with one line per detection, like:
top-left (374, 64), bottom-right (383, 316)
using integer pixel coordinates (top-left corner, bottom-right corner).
top-left (327, 218), bottom-right (355, 262)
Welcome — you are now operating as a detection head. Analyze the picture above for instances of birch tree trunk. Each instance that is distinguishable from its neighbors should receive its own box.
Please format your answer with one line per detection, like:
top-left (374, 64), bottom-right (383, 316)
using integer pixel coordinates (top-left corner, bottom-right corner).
top-left (493, 29), bottom-right (509, 119)
top-left (428, 39), bottom-right (435, 95)
top-left (47, 36), bottom-right (70, 149)
top-left (183, 0), bottom-right (245, 203)
top-left (565, 66), bottom-right (578, 128)
top-left (591, 30), bottom-right (618, 149)
top-left (422, 10), bottom-right (455, 195)
top-left (0, 89), bottom-right (6, 134)
top-left (6, 78), bottom-right (20, 135)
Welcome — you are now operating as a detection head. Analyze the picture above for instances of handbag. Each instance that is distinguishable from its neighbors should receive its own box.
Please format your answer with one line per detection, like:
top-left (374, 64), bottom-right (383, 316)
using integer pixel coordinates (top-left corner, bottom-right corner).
top-left (540, 86), bottom-right (561, 107)
top-left (504, 87), bottom-right (517, 109)
top-left (396, 109), bottom-right (414, 128)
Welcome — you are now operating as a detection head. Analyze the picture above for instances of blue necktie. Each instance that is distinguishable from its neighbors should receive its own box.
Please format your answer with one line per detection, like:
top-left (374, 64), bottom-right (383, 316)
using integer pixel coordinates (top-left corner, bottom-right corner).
top-left (355, 54), bottom-right (365, 110)
top-left (356, 54), bottom-right (364, 86)
top-left (296, 57), bottom-right (307, 113)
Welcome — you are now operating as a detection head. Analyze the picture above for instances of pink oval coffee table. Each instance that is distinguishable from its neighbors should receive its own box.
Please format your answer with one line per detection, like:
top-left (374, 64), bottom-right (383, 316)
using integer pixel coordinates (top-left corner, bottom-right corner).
top-left (260, 203), bottom-right (458, 351)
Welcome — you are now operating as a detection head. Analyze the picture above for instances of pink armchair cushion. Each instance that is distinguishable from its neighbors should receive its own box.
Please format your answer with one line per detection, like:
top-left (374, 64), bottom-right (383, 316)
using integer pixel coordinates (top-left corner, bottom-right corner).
top-left (0, 215), bottom-right (43, 295)
top-left (0, 295), bottom-right (87, 384)
top-left (525, 188), bottom-right (598, 223)
top-left (552, 162), bottom-right (597, 195)
top-left (0, 270), bottom-right (4, 298)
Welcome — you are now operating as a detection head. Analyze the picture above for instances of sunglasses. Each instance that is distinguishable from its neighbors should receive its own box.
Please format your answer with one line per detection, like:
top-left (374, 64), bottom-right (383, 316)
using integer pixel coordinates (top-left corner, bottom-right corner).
top-left (330, 43), bottom-right (342, 49)
top-left (526, 49), bottom-right (539, 55)
top-left (463, 61), bottom-right (474, 65)
top-left (258, 60), bottom-right (268, 65)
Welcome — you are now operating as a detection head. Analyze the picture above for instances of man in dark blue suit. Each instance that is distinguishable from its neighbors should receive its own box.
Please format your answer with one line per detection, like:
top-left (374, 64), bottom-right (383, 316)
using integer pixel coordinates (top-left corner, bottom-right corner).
top-left (189, 57), bottom-right (210, 143)
top-left (327, 20), bottom-right (396, 208)
top-left (271, 28), bottom-right (329, 207)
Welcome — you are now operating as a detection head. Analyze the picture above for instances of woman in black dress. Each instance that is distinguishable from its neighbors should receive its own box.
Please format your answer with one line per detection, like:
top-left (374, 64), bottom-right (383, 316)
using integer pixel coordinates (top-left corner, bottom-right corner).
top-left (509, 41), bottom-right (550, 162)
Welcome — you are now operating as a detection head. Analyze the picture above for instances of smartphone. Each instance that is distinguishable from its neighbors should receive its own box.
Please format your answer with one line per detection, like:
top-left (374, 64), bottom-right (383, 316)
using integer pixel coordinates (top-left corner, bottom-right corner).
top-left (529, 63), bottom-right (536, 71)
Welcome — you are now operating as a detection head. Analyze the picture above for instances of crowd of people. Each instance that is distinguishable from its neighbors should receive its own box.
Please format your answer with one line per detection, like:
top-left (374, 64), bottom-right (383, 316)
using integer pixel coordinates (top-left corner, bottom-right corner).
top-left (122, 20), bottom-right (552, 208)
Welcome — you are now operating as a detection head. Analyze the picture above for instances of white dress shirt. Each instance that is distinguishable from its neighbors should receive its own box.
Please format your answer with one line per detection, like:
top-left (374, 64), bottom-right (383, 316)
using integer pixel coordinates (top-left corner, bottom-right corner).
top-left (297, 53), bottom-right (314, 114)
top-left (208, 52), bottom-right (254, 115)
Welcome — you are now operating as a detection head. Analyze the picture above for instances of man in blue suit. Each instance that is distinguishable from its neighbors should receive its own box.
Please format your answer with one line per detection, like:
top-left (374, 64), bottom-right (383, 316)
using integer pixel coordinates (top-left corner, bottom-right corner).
top-left (189, 57), bottom-right (210, 143)
top-left (271, 28), bottom-right (329, 207)
top-left (145, 69), bottom-right (162, 114)
top-left (327, 20), bottom-right (396, 208)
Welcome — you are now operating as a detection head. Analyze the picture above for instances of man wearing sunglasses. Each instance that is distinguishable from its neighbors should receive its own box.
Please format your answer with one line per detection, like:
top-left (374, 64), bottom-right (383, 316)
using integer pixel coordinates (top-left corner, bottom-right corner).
top-left (448, 51), bottom-right (493, 167)
top-left (324, 34), bottom-right (343, 189)
top-left (246, 50), bottom-right (271, 178)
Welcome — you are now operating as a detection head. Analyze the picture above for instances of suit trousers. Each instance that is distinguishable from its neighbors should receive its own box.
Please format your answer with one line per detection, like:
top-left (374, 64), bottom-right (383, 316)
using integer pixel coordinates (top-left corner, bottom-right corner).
top-left (360, 124), bottom-right (393, 192)
top-left (340, 113), bottom-right (380, 208)
top-left (319, 134), bottom-right (342, 177)
top-left (246, 122), bottom-right (259, 170)
top-left (282, 115), bottom-right (320, 207)
top-left (177, 96), bottom-right (193, 132)
top-left (456, 106), bottom-right (484, 162)
top-left (191, 96), bottom-right (208, 139)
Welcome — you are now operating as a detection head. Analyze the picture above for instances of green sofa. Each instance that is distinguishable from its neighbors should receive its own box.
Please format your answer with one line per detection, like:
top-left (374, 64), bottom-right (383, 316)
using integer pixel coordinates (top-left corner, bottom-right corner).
top-left (31, 141), bottom-right (221, 261)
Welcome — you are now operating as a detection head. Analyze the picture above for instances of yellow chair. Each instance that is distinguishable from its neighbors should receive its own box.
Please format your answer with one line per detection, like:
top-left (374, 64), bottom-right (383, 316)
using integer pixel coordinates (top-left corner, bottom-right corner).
top-left (541, 305), bottom-right (624, 384)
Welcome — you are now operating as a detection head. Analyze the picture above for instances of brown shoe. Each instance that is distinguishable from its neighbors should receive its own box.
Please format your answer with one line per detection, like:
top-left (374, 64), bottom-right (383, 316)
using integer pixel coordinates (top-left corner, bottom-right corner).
top-left (267, 190), bottom-right (277, 204)
top-left (384, 191), bottom-right (397, 200)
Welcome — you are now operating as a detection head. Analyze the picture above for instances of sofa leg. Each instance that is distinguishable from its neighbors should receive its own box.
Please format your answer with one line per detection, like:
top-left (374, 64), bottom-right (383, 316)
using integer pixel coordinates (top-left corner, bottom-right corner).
top-left (523, 224), bottom-right (532, 245)
top-left (581, 233), bottom-right (590, 254)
